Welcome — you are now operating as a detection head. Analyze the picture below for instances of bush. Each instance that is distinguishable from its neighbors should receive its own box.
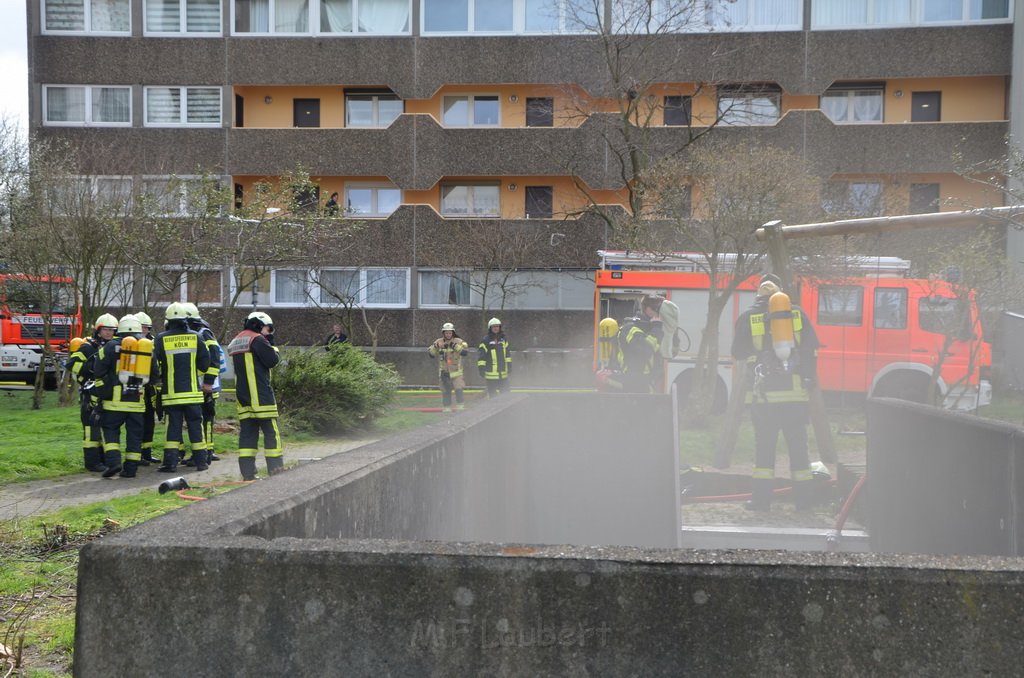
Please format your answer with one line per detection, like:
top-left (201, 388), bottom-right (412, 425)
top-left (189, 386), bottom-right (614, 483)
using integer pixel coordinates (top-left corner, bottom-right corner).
top-left (273, 344), bottom-right (401, 434)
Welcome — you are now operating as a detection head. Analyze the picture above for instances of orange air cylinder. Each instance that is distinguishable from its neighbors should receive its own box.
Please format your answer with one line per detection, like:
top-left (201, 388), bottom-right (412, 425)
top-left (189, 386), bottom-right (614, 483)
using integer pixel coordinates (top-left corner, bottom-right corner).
top-left (134, 337), bottom-right (153, 385)
top-left (69, 337), bottom-right (84, 353)
top-left (768, 291), bottom-right (794, 362)
top-left (118, 336), bottom-right (138, 385)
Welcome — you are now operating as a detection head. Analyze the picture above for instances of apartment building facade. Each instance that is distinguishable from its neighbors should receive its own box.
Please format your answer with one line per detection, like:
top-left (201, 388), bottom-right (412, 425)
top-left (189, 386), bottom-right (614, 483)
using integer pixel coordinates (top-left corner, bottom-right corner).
top-left (26, 0), bottom-right (1015, 352)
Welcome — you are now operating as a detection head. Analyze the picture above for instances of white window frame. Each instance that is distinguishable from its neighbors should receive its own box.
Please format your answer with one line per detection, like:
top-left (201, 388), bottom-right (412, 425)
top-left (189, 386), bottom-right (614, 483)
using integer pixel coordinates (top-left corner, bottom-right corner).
top-left (270, 267), bottom-right (411, 308)
top-left (42, 85), bottom-right (133, 127)
top-left (185, 268), bottom-right (225, 305)
top-left (144, 86), bottom-right (223, 127)
top-left (46, 175), bottom-right (132, 216)
top-left (442, 94), bottom-right (501, 127)
top-left (140, 175), bottom-right (212, 217)
top-left (344, 92), bottom-right (404, 128)
top-left (811, 0), bottom-right (1012, 29)
top-left (143, 0), bottom-right (224, 36)
top-left (343, 183), bottom-right (403, 218)
top-left (231, 0), bottom-right (413, 36)
top-left (421, 0), bottom-right (603, 35)
top-left (418, 270), bottom-right (475, 307)
top-left (440, 183), bottom-right (501, 218)
top-left (820, 87), bottom-right (884, 124)
top-left (271, 268), bottom-right (312, 307)
top-left (478, 270), bottom-right (594, 310)
top-left (717, 88), bottom-right (781, 126)
top-left (41, 0), bottom-right (132, 35)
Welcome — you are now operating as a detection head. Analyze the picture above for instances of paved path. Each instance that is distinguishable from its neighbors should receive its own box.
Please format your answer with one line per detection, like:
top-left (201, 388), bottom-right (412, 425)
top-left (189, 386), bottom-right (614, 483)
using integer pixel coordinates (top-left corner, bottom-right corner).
top-left (0, 439), bottom-right (376, 521)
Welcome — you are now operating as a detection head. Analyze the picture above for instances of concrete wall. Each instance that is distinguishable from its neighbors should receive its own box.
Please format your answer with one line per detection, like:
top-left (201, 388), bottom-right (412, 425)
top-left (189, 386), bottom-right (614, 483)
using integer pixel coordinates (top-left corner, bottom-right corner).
top-left (75, 393), bottom-right (1024, 676)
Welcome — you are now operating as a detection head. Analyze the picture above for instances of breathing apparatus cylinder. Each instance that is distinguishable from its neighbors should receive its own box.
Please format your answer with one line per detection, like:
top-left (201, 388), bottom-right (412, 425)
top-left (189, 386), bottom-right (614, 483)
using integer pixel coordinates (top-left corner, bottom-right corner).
top-left (768, 291), bottom-right (795, 363)
top-left (118, 336), bottom-right (138, 386)
top-left (69, 337), bottom-right (84, 353)
top-left (134, 337), bottom-right (153, 384)
top-left (598, 317), bottom-right (619, 368)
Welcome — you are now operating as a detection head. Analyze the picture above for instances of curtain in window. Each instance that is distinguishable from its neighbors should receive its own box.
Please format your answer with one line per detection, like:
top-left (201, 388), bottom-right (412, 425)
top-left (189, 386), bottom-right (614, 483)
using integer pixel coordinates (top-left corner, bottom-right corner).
top-left (474, 0), bottom-right (513, 30)
top-left (710, 0), bottom-right (746, 28)
top-left (812, 0), bottom-right (865, 25)
top-left (95, 178), bottom-right (133, 211)
top-left (45, 0), bottom-right (86, 31)
top-left (420, 272), bottom-right (469, 305)
top-left (319, 270), bottom-right (359, 303)
top-left (239, 0), bottom-right (270, 31)
top-left (276, 0), bottom-right (309, 31)
top-left (147, 88), bottom-right (181, 123)
top-left (91, 0), bottom-right (131, 31)
top-left (47, 87), bottom-right (85, 122)
top-left (753, 0), bottom-right (799, 27)
top-left (187, 0), bottom-right (221, 32)
top-left (874, 0), bottom-right (911, 23)
top-left (366, 270), bottom-right (407, 305)
top-left (94, 87), bottom-right (131, 123)
top-left (275, 270), bottom-right (308, 304)
top-left (147, 0), bottom-right (180, 31)
top-left (441, 185), bottom-right (469, 214)
top-left (187, 88), bottom-right (221, 123)
top-left (852, 91), bottom-right (882, 121)
top-left (423, 0), bottom-right (468, 32)
top-left (923, 0), bottom-right (961, 21)
top-left (820, 92), bottom-right (849, 122)
top-left (359, 0), bottom-right (410, 32)
top-left (471, 186), bottom-right (500, 215)
top-left (524, 0), bottom-right (559, 31)
top-left (321, 0), bottom-right (352, 31)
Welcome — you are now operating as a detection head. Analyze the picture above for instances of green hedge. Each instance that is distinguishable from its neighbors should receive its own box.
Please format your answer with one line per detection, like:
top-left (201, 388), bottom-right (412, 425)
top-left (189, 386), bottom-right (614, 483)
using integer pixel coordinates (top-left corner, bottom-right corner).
top-left (274, 344), bottom-right (401, 434)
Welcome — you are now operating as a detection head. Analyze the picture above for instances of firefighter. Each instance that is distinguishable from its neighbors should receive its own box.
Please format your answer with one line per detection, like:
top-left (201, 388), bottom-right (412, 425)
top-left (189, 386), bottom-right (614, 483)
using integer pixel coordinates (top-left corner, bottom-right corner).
top-left (609, 295), bottom-right (664, 394)
top-left (133, 311), bottom-right (160, 466)
top-left (429, 322), bottom-right (469, 412)
top-left (90, 314), bottom-right (149, 478)
top-left (477, 317), bottom-right (511, 398)
top-left (182, 302), bottom-right (223, 467)
top-left (67, 313), bottom-right (117, 472)
top-left (227, 311), bottom-right (282, 480)
top-left (152, 302), bottom-right (212, 473)
top-left (731, 274), bottom-right (820, 512)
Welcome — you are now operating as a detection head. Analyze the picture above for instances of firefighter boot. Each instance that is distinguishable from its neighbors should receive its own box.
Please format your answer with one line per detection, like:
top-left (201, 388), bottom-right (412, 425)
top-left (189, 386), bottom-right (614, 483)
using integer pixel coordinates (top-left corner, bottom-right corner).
top-left (140, 449), bottom-right (160, 466)
top-left (157, 450), bottom-right (179, 473)
top-left (239, 456), bottom-right (258, 481)
top-left (118, 461), bottom-right (138, 478)
top-left (101, 450), bottom-right (122, 478)
top-left (84, 447), bottom-right (107, 473)
top-left (745, 478), bottom-right (773, 512)
top-left (266, 456), bottom-right (284, 476)
top-left (793, 479), bottom-right (815, 512)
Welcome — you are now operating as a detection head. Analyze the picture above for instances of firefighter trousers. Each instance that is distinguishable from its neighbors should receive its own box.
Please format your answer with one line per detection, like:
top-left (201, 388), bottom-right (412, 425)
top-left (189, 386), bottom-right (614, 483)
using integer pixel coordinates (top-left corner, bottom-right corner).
top-left (238, 417), bottom-right (282, 459)
top-left (484, 377), bottom-right (508, 398)
top-left (100, 410), bottom-right (143, 464)
top-left (750, 401), bottom-right (813, 507)
top-left (163, 404), bottom-right (204, 467)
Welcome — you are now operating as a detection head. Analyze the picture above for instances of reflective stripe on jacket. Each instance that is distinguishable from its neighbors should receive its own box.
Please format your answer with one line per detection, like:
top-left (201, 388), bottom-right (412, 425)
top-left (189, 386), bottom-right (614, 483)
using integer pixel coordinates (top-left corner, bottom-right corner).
top-left (92, 337), bottom-right (145, 413)
top-left (429, 338), bottom-right (468, 378)
top-left (228, 329), bottom-right (279, 418)
top-left (153, 328), bottom-right (210, 406)
top-left (477, 333), bottom-right (511, 380)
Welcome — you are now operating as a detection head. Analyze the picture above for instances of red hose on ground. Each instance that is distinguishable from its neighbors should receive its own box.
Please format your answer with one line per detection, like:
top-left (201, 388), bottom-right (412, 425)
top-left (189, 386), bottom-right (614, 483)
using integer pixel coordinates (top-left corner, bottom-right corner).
top-left (832, 473), bottom-right (867, 533)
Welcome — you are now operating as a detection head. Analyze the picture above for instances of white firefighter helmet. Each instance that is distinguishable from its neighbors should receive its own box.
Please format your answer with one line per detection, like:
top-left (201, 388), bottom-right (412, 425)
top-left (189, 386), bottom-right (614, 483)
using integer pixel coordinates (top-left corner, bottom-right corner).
top-left (442, 322), bottom-right (455, 332)
top-left (94, 313), bottom-right (118, 330)
top-left (134, 311), bottom-right (152, 327)
top-left (165, 302), bottom-right (189, 320)
top-left (181, 302), bottom-right (200, 319)
top-left (247, 311), bottom-right (273, 326)
top-left (488, 317), bottom-right (502, 328)
top-left (117, 314), bottom-right (142, 334)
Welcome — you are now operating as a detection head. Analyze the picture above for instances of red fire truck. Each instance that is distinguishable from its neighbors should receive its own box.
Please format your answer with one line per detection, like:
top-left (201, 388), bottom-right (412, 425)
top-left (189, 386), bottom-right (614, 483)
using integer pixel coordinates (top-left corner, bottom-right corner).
top-left (594, 252), bottom-right (992, 411)
top-left (0, 273), bottom-right (82, 388)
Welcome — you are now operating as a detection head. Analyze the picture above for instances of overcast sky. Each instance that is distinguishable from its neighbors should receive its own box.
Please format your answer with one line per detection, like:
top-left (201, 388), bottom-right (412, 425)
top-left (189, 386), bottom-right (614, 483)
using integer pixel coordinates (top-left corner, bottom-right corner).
top-left (0, 2), bottom-right (28, 129)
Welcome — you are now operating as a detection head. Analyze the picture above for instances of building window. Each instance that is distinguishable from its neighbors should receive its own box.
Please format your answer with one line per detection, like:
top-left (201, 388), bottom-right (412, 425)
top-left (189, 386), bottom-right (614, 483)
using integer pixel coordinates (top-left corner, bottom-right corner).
top-left (717, 86), bottom-right (781, 126)
top-left (911, 91), bottom-right (941, 122)
top-left (145, 0), bottom-right (221, 34)
top-left (925, 0), bottom-right (1009, 21)
top-left (273, 268), bottom-right (310, 305)
top-left (421, 0), bottom-right (598, 33)
top-left (145, 87), bottom-right (222, 126)
top-left (481, 270), bottom-right (593, 310)
top-left (420, 271), bottom-right (472, 306)
top-left (813, 0), bottom-right (1007, 27)
top-left (824, 181), bottom-right (884, 216)
top-left (234, 0), bottom-right (307, 33)
top-left (910, 183), bottom-right (941, 214)
top-left (818, 285), bottom-right (864, 327)
top-left (43, 0), bottom-right (131, 33)
top-left (321, 0), bottom-right (411, 33)
top-left (364, 268), bottom-right (409, 306)
top-left (664, 95), bottom-right (692, 126)
top-left (525, 97), bottom-right (554, 127)
top-left (525, 186), bottom-right (553, 219)
top-left (43, 86), bottom-right (131, 126)
top-left (442, 95), bottom-right (500, 127)
top-left (344, 184), bottom-right (402, 217)
top-left (441, 184), bottom-right (500, 217)
top-left (345, 92), bottom-right (403, 127)
top-left (821, 85), bottom-right (883, 123)
top-left (707, 0), bottom-right (801, 30)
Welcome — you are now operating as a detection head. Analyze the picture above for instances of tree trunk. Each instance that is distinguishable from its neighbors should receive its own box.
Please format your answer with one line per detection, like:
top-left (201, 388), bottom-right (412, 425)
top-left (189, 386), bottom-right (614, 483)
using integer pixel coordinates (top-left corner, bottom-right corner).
top-left (683, 294), bottom-right (728, 427)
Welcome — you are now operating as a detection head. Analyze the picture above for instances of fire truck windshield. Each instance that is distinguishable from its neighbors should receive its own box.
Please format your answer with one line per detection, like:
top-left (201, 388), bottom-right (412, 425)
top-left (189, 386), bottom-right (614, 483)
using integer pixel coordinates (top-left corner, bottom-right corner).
top-left (1, 279), bottom-right (75, 316)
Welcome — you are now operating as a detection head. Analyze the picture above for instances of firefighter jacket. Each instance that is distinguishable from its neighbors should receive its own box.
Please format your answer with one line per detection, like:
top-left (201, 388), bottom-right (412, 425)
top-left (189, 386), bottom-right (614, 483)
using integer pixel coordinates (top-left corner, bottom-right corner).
top-left (191, 321), bottom-right (223, 395)
top-left (477, 331), bottom-right (511, 380)
top-left (91, 335), bottom-right (145, 413)
top-left (617, 321), bottom-right (660, 377)
top-left (732, 297), bottom-right (819, 405)
top-left (429, 336), bottom-right (469, 377)
top-left (228, 329), bottom-right (279, 419)
top-left (152, 324), bottom-right (212, 407)
top-left (68, 334), bottom-right (105, 385)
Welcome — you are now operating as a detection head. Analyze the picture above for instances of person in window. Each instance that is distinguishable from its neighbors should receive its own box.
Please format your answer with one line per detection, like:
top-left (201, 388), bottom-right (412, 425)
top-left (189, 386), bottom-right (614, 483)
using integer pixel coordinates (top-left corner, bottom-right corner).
top-left (324, 192), bottom-right (340, 216)
top-left (324, 323), bottom-right (348, 348)
top-left (429, 322), bottom-right (469, 412)
top-left (731, 274), bottom-right (820, 513)
top-left (477, 317), bottom-right (511, 397)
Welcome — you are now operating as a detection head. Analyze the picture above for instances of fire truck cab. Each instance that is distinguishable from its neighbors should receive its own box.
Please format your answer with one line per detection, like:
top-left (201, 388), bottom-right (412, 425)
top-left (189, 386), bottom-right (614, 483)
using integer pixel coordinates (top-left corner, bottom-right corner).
top-left (595, 252), bottom-right (992, 411)
top-left (0, 273), bottom-right (82, 388)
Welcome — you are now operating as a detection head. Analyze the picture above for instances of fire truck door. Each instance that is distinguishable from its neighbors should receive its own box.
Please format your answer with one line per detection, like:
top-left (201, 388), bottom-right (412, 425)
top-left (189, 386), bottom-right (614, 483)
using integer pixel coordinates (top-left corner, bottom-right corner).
top-left (811, 284), bottom-right (871, 393)
top-left (868, 285), bottom-right (913, 377)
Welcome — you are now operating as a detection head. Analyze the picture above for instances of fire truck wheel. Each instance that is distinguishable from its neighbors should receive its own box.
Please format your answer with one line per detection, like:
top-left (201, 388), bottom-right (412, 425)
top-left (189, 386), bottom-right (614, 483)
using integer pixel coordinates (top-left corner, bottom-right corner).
top-left (873, 372), bottom-right (930, 404)
top-left (673, 372), bottom-right (728, 415)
